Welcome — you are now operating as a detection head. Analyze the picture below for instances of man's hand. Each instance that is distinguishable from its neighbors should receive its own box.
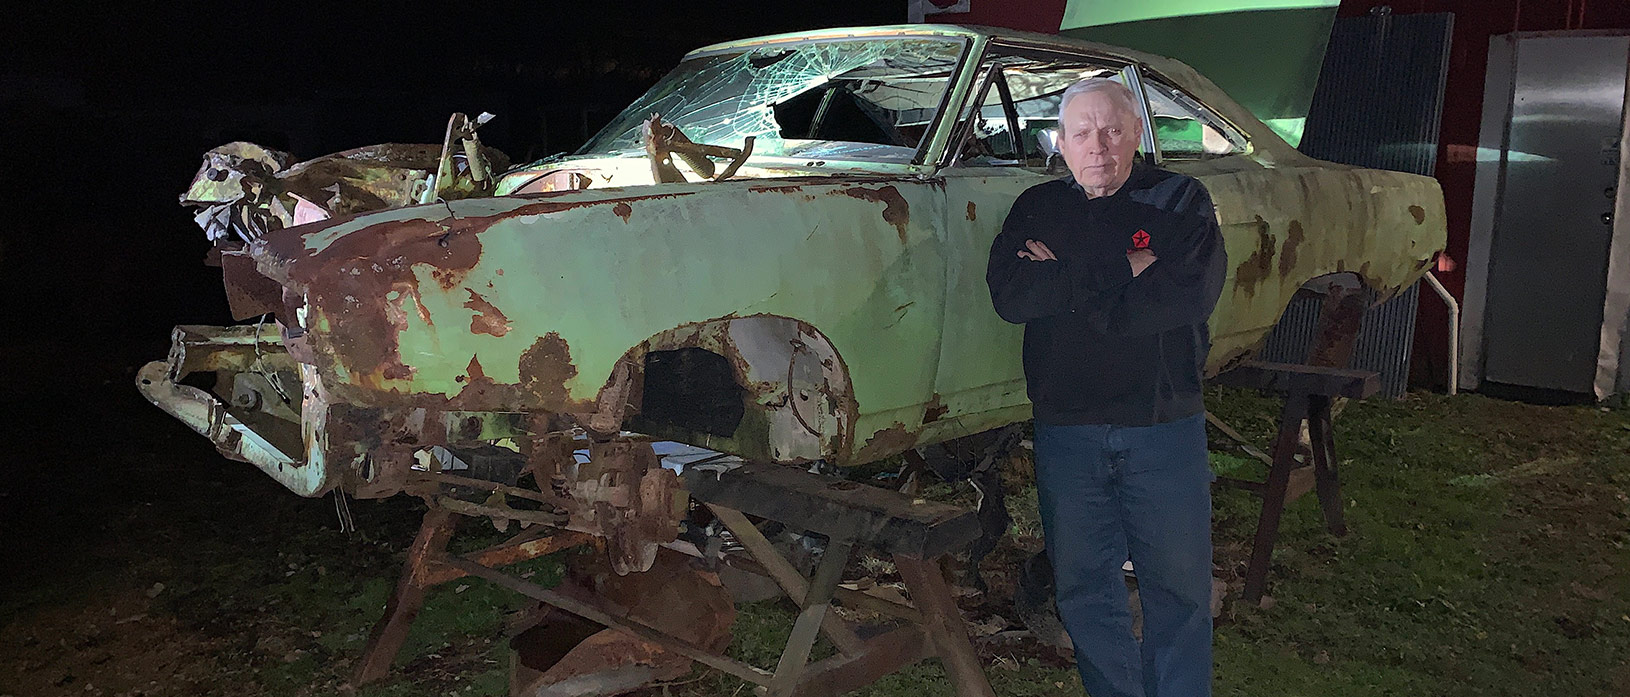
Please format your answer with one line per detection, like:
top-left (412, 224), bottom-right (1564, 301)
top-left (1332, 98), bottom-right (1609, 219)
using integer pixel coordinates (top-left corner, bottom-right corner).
top-left (1018, 239), bottom-right (1057, 262)
top-left (1127, 249), bottom-right (1158, 277)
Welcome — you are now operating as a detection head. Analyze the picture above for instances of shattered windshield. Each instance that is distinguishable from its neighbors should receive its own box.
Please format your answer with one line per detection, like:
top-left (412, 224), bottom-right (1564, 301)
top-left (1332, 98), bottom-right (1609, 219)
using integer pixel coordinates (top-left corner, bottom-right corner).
top-left (579, 37), bottom-right (968, 163)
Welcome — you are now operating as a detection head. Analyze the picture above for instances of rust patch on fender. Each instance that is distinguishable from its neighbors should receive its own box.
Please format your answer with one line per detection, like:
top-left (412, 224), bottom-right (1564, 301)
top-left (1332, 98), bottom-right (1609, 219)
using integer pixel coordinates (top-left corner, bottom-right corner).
top-left (1233, 216), bottom-right (1276, 300)
top-left (612, 201), bottom-right (633, 223)
top-left (1279, 220), bottom-right (1305, 278)
top-left (260, 192), bottom-right (700, 392)
top-left (464, 289), bottom-right (511, 337)
top-left (852, 422), bottom-right (916, 463)
top-left (922, 393), bottom-right (948, 424)
top-left (966, 201), bottom-right (977, 221)
top-left (290, 215), bottom-right (487, 383)
top-left (430, 268), bottom-right (465, 290)
top-left (836, 185), bottom-right (910, 244)
top-left (1408, 205), bottom-right (1426, 224)
top-left (450, 354), bottom-right (521, 407)
top-left (220, 248), bottom-right (285, 320)
top-left (519, 332), bottom-right (579, 410)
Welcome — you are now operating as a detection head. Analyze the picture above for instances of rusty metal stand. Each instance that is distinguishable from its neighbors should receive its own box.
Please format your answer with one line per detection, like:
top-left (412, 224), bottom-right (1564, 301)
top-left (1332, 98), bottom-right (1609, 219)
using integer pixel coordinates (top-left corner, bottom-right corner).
top-left (353, 509), bottom-right (592, 684)
top-left (1210, 361), bottom-right (1379, 604)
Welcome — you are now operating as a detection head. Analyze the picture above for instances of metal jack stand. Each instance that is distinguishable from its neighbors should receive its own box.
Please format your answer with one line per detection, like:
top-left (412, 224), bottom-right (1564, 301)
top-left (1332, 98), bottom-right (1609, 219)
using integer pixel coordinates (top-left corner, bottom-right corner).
top-left (354, 461), bottom-right (996, 697)
top-left (353, 509), bottom-right (594, 684)
top-left (1210, 361), bottom-right (1379, 604)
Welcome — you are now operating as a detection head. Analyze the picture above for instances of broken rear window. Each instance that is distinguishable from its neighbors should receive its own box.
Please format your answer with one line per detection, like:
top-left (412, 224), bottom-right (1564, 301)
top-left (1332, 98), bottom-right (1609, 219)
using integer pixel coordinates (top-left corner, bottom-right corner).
top-left (579, 38), bottom-right (968, 163)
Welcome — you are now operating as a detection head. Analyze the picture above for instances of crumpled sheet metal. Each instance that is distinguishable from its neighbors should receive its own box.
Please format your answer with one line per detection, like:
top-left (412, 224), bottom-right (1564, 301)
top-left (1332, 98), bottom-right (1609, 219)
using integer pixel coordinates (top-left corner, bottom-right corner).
top-left (182, 140), bottom-right (510, 243)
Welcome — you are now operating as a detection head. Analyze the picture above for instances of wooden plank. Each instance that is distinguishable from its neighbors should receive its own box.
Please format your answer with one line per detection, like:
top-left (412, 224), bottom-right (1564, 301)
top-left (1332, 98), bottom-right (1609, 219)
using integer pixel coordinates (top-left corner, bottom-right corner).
top-left (355, 507), bottom-right (458, 684)
top-left (1242, 396), bottom-right (1310, 604)
top-left (1307, 396), bottom-right (1349, 536)
top-left (792, 625), bottom-right (932, 697)
top-left (419, 530), bottom-right (592, 587)
top-left (1211, 361), bottom-right (1380, 399)
top-left (683, 464), bottom-right (980, 557)
top-left (767, 540), bottom-right (853, 696)
top-left (1205, 411), bottom-right (1275, 467)
top-left (893, 555), bottom-right (995, 697)
top-left (667, 542), bottom-right (923, 623)
top-left (708, 505), bottom-right (867, 656)
top-left (442, 555), bottom-right (776, 686)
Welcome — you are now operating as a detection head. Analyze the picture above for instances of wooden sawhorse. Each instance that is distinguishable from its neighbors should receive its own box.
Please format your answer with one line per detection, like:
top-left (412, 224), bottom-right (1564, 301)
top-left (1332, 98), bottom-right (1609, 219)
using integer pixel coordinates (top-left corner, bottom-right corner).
top-left (354, 461), bottom-right (996, 697)
top-left (680, 462), bottom-right (995, 697)
top-left (1210, 361), bottom-right (1380, 604)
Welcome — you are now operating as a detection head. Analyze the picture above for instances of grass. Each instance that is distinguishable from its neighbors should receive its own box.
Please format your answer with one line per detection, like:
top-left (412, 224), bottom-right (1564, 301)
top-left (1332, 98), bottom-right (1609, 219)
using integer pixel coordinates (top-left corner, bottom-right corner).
top-left (1203, 388), bottom-right (1630, 696)
top-left (3, 387), bottom-right (1626, 696)
top-left (636, 388), bottom-right (1630, 696)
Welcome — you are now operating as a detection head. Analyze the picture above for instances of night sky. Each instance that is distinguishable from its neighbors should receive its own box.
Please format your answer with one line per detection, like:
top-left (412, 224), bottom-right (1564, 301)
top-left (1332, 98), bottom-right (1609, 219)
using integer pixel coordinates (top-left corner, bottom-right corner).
top-left (2, 3), bottom-right (909, 364)
top-left (0, 2), bottom-right (905, 583)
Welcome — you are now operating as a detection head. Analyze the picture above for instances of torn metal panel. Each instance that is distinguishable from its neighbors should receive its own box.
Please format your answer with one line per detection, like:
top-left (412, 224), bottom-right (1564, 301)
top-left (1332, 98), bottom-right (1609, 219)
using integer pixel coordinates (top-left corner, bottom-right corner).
top-left (181, 115), bottom-right (510, 244)
top-left (641, 114), bottom-right (755, 184)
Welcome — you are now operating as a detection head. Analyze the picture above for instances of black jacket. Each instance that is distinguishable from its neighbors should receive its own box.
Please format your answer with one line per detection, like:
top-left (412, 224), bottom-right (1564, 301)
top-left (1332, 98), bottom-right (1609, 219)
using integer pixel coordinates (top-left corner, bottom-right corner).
top-left (986, 165), bottom-right (1227, 426)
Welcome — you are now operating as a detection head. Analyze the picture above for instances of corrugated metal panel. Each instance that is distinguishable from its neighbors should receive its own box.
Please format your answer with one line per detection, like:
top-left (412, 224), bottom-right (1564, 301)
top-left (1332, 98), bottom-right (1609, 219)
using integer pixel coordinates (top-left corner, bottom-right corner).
top-left (1299, 12), bottom-right (1454, 174)
top-left (1259, 284), bottom-right (1422, 398)
top-left (1259, 11), bottom-right (1452, 397)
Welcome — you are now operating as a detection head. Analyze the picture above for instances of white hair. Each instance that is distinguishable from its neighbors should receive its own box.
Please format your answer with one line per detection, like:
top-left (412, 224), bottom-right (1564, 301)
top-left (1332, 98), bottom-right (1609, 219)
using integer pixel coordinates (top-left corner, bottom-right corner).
top-left (1058, 77), bottom-right (1142, 118)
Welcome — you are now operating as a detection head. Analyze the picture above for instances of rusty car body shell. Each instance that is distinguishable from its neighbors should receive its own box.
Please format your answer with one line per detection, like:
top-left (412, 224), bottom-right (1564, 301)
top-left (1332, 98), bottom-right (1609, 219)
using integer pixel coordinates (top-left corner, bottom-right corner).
top-left (140, 25), bottom-right (1446, 501)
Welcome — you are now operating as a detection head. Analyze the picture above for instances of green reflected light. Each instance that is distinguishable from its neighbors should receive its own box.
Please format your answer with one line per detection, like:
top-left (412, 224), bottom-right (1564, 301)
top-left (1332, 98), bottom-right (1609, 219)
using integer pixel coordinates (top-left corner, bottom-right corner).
top-left (1059, 0), bottom-right (1339, 148)
top-left (1062, 0), bottom-right (1340, 30)
top-left (1262, 117), bottom-right (1306, 147)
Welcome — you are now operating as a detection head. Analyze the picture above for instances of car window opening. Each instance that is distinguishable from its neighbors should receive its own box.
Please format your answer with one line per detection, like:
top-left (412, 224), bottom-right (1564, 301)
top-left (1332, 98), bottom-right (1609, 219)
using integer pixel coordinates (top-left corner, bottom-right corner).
top-left (579, 38), bottom-right (966, 164)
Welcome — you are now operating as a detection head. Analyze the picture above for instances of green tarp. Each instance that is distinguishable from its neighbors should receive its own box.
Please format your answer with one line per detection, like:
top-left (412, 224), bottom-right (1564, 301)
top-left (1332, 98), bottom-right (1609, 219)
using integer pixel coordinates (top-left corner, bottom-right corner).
top-left (1059, 0), bottom-right (1340, 146)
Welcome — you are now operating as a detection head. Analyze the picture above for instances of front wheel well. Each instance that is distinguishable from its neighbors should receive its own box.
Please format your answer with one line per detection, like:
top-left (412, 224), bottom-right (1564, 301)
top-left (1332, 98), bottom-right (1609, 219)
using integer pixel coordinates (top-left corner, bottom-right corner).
top-left (621, 315), bottom-right (856, 464)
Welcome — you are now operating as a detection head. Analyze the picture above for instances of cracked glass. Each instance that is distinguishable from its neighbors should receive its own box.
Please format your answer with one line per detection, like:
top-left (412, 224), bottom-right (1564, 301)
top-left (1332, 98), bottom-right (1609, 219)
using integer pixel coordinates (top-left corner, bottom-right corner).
top-left (579, 38), bottom-right (967, 163)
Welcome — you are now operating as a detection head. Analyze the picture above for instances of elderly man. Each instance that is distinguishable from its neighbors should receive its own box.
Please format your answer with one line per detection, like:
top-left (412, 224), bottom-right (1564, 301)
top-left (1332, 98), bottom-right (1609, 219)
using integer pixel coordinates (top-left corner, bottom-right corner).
top-left (986, 78), bottom-right (1226, 697)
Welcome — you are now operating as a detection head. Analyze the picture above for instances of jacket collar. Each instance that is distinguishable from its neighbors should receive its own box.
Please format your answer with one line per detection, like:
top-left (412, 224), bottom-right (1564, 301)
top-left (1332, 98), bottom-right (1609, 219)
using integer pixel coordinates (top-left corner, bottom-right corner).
top-left (1066, 161), bottom-right (1155, 199)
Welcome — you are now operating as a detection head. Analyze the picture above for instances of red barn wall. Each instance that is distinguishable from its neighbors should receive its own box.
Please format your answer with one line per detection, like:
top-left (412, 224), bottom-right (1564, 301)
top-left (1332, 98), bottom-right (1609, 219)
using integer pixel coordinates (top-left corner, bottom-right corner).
top-left (925, 0), bottom-right (1067, 34)
top-left (1337, 0), bottom-right (1630, 388)
top-left (930, 0), bottom-right (1630, 389)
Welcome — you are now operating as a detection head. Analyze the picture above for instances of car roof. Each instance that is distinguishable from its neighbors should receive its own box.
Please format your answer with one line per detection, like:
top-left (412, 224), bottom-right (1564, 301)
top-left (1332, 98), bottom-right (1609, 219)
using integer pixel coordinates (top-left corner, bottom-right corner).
top-left (689, 24), bottom-right (1156, 66)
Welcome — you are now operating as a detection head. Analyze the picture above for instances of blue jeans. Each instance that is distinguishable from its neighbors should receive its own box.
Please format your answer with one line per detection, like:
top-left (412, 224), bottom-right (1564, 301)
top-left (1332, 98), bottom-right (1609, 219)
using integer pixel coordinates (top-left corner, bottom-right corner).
top-left (1034, 413), bottom-right (1213, 697)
